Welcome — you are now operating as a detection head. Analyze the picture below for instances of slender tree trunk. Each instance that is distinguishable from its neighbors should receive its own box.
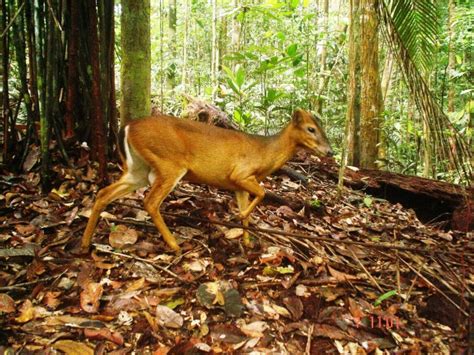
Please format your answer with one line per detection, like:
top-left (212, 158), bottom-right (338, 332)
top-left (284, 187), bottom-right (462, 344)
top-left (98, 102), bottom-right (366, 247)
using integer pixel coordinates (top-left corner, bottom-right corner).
top-left (65, 0), bottom-right (79, 140)
top-left (422, 118), bottom-right (432, 178)
top-left (2, 0), bottom-right (10, 163)
top-left (378, 50), bottom-right (394, 166)
top-left (181, 0), bottom-right (189, 90)
top-left (210, 0), bottom-right (218, 100)
top-left (231, 0), bottom-right (240, 70)
top-left (120, 0), bottom-right (151, 125)
top-left (359, 0), bottom-right (382, 169)
top-left (381, 51), bottom-right (394, 103)
top-left (447, 0), bottom-right (455, 113)
top-left (88, 0), bottom-right (107, 183)
top-left (168, 0), bottom-right (177, 90)
top-left (98, 0), bottom-right (116, 157)
top-left (41, 2), bottom-right (55, 190)
top-left (346, 0), bottom-right (361, 166)
top-left (24, 0), bottom-right (40, 143)
top-left (315, 0), bottom-right (329, 114)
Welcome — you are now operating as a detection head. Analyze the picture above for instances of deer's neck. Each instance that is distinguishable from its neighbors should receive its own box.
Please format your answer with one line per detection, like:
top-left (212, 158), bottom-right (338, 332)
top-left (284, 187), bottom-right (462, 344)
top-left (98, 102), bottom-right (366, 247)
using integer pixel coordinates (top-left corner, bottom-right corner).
top-left (256, 126), bottom-right (297, 177)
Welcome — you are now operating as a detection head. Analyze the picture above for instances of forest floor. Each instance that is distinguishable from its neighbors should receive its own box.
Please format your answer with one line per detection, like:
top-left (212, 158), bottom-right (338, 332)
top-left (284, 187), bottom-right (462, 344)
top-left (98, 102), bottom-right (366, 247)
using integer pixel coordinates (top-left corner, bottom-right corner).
top-left (0, 152), bottom-right (471, 354)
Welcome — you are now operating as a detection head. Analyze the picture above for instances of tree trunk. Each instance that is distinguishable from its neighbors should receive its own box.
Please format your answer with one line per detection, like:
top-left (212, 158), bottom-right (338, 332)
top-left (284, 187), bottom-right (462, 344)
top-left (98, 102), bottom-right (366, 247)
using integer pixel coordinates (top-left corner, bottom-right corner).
top-left (168, 0), bottom-right (177, 90)
top-left (65, 0), bottom-right (79, 140)
top-left (2, 0), bottom-right (10, 163)
top-left (120, 0), bottom-right (151, 125)
top-left (88, 0), bottom-right (107, 183)
top-left (41, 1), bottom-right (56, 191)
top-left (210, 0), bottom-right (218, 100)
top-left (346, 0), bottom-right (361, 167)
top-left (381, 51), bottom-right (394, 103)
top-left (231, 0), bottom-right (240, 67)
top-left (314, 0), bottom-right (329, 114)
top-left (181, 0), bottom-right (189, 90)
top-left (447, 0), bottom-right (455, 113)
top-left (98, 0), bottom-right (116, 157)
top-left (24, 0), bottom-right (40, 140)
top-left (359, 0), bottom-right (382, 169)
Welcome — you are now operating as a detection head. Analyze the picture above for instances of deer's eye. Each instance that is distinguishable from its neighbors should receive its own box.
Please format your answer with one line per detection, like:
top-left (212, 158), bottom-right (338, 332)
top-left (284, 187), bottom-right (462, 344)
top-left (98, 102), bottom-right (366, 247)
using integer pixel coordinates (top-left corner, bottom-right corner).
top-left (308, 127), bottom-right (316, 133)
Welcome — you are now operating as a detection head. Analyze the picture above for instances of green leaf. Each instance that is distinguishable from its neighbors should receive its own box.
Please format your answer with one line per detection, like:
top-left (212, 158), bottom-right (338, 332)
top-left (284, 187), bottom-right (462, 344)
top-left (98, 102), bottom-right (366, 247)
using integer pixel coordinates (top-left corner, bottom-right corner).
top-left (222, 65), bottom-right (235, 82)
top-left (310, 199), bottom-right (321, 208)
top-left (374, 290), bottom-right (398, 306)
top-left (286, 43), bottom-right (298, 57)
top-left (294, 67), bottom-right (306, 78)
top-left (233, 110), bottom-right (242, 123)
top-left (290, 0), bottom-right (299, 10)
top-left (235, 66), bottom-right (245, 88)
top-left (165, 298), bottom-right (185, 310)
top-left (363, 196), bottom-right (373, 208)
top-left (276, 32), bottom-right (286, 41)
top-left (387, 0), bottom-right (440, 73)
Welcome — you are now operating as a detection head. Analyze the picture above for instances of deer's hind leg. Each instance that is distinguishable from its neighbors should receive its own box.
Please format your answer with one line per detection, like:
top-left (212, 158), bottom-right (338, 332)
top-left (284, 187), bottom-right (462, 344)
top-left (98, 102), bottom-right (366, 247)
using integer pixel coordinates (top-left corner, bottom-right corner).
top-left (81, 169), bottom-right (148, 250)
top-left (143, 163), bottom-right (187, 252)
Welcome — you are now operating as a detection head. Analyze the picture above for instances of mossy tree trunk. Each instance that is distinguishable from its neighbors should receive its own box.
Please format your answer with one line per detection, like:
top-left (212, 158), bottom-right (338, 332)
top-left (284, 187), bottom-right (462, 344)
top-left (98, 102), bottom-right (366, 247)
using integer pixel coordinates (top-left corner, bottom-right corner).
top-left (120, 0), bottom-right (151, 125)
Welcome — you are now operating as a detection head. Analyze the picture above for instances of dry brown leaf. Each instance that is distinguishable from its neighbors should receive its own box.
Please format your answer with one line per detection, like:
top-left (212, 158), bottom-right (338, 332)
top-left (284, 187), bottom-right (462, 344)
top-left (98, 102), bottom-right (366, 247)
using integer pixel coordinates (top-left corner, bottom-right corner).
top-left (15, 299), bottom-right (35, 323)
top-left (0, 293), bottom-right (16, 313)
top-left (52, 340), bottom-right (94, 355)
top-left (312, 323), bottom-right (349, 340)
top-left (80, 282), bottom-right (103, 313)
top-left (156, 305), bottom-right (184, 328)
top-left (240, 321), bottom-right (268, 337)
top-left (328, 266), bottom-right (358, 282)
top-left (224, 228), bottom-right (243, 239)
top-left (153, 346), bottom-right (171, 355)
top-left (109, 224), bottom-right (138, 248)
top-left (126, 277), bottom-right (146, 292)
top-left (143, 310), bottom-right (159, 332)
top-left (43, 291), bottom-right (61, 310)
top-left (84, 328), bottom-right (124, 345)
top-left (15, 224), bottom-right (36, 236)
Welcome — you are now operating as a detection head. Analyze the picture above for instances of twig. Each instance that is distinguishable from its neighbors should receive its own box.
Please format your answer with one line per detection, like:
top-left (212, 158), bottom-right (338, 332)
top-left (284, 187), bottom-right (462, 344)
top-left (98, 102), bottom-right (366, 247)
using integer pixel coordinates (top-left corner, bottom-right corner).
top-left (305, 323), bottom-right (314, 355)
top-left (0, 1), bottom-right (25, 38)
top-left (399, 257), bottom-right (468, 317)
top-left (0, 272), bottom-right (64, 292)
top-left (93, 244), bottom-right (183, 282)
top-left (349, 247), bottom-right (383, 293)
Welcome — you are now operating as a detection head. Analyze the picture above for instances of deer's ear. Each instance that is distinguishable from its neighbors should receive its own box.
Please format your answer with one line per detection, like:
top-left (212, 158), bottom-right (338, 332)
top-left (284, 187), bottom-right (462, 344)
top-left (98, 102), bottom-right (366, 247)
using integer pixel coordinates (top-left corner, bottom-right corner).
top-left (292, 109), bottom-right (304, 125)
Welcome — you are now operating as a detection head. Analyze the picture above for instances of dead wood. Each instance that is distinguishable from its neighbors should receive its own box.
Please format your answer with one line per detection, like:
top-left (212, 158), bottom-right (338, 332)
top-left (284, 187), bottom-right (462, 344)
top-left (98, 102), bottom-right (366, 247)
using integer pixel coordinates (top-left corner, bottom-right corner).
top-left (317, 159), bottom-right (473, 231)
top-left (181, 94), bottom-right (239, 130)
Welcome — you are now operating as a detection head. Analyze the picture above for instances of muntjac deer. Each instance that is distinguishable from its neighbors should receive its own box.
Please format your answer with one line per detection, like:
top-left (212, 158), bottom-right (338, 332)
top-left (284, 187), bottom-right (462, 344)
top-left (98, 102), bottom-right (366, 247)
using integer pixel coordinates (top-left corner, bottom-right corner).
top-left (81, 109), bottom-right (333, 252)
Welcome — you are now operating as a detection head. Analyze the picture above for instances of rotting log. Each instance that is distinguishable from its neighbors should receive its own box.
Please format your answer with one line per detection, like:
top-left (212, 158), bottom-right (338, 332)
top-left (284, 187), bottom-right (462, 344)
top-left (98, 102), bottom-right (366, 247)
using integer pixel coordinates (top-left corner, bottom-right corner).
top-left (318, 159), bottom-right (473, 232)
top-left (181, 94), bottom-right (239, 130)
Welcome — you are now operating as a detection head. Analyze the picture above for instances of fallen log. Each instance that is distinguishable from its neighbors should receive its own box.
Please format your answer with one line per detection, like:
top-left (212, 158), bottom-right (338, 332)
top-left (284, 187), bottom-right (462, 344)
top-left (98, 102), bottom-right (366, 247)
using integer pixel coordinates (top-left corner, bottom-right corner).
top-left (318, 159), bottom-right (473, 232)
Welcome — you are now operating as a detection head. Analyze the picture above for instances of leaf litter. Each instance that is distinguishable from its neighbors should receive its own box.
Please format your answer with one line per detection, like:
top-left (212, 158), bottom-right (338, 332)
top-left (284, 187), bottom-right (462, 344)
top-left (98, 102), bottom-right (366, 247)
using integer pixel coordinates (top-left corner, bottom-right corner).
top-left (0, 156), bottom-right (471, 354)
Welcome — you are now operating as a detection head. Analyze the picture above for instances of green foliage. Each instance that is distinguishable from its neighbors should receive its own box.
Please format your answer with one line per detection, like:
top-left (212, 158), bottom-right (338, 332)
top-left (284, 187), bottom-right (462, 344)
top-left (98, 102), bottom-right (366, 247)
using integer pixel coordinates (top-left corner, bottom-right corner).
top-left (387, 0), bottom-right (441, 73)
top-left (374, 290), bottom-right (398, 306)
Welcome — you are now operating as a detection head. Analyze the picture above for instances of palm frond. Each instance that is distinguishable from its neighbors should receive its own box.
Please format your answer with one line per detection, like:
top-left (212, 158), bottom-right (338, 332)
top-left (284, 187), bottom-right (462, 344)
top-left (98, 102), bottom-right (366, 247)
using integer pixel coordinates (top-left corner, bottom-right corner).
top-left (379, 0), bottom-right (473, 183)
top-left (387, 0), bottom-right (440, 73)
